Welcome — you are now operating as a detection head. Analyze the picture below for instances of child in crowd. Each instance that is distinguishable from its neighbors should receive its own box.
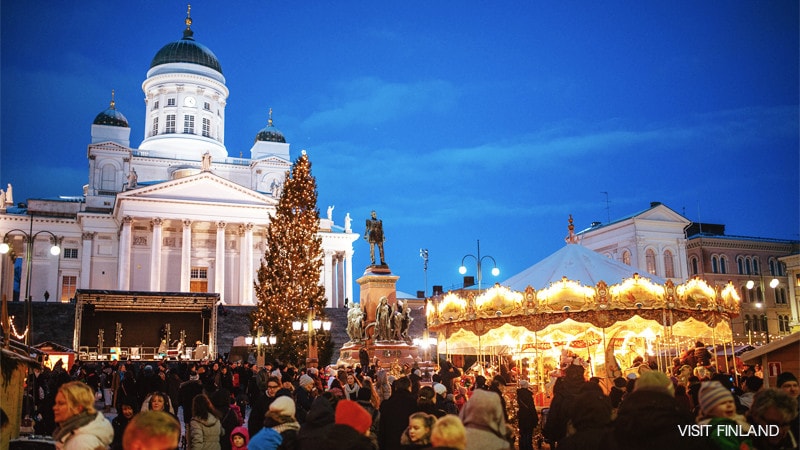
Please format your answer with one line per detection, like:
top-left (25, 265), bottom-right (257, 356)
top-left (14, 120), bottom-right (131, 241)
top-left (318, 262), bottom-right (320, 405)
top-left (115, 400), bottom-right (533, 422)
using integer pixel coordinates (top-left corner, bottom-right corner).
top-left (430, 415), bottom-right (467, 450)
top-left (400, 412), bottom-right (436, 449)
top-left (696, 381), bottom-right (753, 450)
top-left (231, 425), bottom-right (250, 450)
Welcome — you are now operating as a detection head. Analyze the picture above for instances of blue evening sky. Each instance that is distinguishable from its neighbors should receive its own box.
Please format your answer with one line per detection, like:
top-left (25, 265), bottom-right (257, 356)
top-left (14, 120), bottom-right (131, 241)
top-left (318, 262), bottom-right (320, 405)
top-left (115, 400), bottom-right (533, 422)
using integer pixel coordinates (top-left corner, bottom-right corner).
top-left (1, 1), bottom-right (798, 296)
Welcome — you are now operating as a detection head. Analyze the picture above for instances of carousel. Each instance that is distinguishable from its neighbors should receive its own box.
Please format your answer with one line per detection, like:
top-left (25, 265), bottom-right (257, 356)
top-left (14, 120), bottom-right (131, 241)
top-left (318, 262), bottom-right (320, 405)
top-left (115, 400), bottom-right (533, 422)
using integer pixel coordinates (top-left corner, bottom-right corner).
top-left (426, 218), bottom-right (741, 398)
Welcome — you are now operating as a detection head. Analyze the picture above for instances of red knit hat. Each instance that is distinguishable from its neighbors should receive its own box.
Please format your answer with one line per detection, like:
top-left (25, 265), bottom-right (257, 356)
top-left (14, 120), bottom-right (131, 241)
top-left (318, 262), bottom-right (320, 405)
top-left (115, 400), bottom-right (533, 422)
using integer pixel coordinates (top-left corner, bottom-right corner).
top-left (335, 400), bottom-right (372, 435)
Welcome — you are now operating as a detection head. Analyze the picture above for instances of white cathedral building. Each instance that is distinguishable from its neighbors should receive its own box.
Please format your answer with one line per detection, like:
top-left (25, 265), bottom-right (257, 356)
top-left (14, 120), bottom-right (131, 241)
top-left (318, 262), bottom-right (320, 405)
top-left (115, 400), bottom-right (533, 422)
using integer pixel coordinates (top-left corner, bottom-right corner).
top-left (0, 11), bottom-right (358, 308)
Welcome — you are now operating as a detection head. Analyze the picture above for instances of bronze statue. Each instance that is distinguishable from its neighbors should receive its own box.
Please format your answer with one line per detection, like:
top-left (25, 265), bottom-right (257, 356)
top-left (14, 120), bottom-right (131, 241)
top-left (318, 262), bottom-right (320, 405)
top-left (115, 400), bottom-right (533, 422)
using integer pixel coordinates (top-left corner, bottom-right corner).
top-left (375, 296), bottom-right (392, 341)
top-left (364, 210), bottom-right (386, 266)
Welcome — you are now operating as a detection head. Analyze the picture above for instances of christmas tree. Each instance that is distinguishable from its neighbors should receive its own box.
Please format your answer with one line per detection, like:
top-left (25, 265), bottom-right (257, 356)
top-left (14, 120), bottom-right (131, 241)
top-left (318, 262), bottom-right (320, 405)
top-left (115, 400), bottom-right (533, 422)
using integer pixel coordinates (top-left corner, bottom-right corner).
top-left (251, 150), bottom-right (328, 367)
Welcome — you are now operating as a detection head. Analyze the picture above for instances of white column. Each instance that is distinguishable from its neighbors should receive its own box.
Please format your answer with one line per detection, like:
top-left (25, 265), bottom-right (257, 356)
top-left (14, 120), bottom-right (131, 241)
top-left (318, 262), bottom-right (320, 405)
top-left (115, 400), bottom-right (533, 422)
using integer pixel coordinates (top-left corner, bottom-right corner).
top-left (150, 218), bottom-right (163, 291)
top-left (337, 253), bottom-right (345, 306)
top-left (215, 221), bottom-right (226, 304)
top-left (242, 223), bottom-right (254, 305)
top-left (324, 250), bottom-right (334, 307)
top-left (80, 232), bottom-right (94, 289)
top-left (345, 249), bottom-right (354, 305)
top-left (118, 216), bottom-right (133, 290)
top-left (181, 220), bottom-right (192, 292)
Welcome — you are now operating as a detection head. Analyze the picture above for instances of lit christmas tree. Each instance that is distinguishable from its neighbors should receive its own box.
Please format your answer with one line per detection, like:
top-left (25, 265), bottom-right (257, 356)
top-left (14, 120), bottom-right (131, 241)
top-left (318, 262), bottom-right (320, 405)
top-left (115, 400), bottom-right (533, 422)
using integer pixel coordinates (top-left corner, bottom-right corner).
top-left (251, 150), bottom-right (328, 366)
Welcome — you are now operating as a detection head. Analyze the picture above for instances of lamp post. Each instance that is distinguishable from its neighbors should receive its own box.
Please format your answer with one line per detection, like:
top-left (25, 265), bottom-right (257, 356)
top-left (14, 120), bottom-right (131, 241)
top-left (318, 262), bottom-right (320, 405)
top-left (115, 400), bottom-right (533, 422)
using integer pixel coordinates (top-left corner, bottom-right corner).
top-left (292, 306), bottom-right (331, 368)
top-left (746, 276), bottom-right (778, 344)
top-left (0, 219), bottom-right (61, 346)
top-left (246, 325), bottom-right (276, 367)
top-left (458, 239), bottom-right (499, 292)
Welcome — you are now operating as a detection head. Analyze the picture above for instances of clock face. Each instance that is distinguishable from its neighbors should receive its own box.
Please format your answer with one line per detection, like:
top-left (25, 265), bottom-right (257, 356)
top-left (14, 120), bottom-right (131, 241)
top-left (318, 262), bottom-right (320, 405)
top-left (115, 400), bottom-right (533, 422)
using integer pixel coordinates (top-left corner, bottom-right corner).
top-left (184, 96), bottom-right (196, 107)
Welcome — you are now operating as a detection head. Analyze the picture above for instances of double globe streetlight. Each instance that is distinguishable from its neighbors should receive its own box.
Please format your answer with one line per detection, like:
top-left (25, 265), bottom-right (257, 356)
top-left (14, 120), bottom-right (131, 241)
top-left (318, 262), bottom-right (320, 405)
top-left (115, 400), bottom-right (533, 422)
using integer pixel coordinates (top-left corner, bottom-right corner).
top-left (292, 312), bottom-right (331, 368)
top-left (745, 276), bottom-right (779, 344)
top-left (458, 239), bottom-right (499, 292)
top-left (245, 325), bottom-right (276, 367)
top-left (0, 224), bottom-right (61, 346)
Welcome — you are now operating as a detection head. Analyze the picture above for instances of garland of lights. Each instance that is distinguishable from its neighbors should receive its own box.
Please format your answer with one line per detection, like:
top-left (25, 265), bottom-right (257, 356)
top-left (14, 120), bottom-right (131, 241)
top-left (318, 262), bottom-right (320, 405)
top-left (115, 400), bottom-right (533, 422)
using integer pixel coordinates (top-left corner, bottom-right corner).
top-left (6, 315), bottom-right (29, 340)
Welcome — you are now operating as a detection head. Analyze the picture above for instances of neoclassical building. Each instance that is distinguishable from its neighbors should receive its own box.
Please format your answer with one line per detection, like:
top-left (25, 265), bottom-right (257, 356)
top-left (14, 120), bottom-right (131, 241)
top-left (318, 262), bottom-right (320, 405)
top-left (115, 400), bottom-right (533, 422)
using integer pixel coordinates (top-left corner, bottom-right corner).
top-left (0, 10), bottom-right (357, 309)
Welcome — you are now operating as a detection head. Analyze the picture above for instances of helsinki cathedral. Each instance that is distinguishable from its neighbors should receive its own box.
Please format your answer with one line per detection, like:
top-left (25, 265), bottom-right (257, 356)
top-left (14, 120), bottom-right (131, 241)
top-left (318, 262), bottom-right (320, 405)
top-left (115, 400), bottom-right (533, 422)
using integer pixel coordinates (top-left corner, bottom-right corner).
top-left (0, 9), bottom-right (358, 308)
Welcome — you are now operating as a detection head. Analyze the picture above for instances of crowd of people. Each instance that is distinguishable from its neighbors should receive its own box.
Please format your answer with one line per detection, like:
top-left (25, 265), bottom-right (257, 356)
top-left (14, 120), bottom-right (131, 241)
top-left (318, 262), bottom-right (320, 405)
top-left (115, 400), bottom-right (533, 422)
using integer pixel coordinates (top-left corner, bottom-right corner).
top-left (13, 348), bottom-right (800, 450)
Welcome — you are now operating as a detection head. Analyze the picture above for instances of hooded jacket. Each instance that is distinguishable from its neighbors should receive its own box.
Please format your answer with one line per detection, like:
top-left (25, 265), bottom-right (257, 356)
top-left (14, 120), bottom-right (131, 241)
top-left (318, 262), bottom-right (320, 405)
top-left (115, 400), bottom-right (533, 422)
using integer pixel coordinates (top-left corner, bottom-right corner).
top-left (231, 425), bottom-right (250, 449)
top-left (191, 413), bottom-right (223, 450)
top-left (459, 389), bottom-right (510, 450)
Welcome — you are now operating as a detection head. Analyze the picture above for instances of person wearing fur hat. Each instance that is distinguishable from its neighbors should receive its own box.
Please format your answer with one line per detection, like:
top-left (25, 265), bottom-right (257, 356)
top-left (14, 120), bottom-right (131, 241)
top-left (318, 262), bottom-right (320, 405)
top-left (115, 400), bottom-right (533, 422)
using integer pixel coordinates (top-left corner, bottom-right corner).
top-left (318, 399), bottom-right (374, 450)
top-left (230, 425), bottom-right (250, 450)
top-left (746, 388), bottom-right (798, 450)
top-left (776, 371), bottom-right (799, 447)
top-left (697, 381), bottom-right (752, 450)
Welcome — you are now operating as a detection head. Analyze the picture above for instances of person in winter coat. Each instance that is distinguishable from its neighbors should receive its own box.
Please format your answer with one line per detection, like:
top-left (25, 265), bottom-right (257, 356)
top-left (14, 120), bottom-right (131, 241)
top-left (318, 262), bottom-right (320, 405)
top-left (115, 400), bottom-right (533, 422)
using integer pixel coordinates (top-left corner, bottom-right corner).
top-left (379, 376), bottom-right (419, 450)
top-left (110, 401), bottom-right (135, 450)
top-left (297, 392), bottom-right (338, 450)
top-left (557, 383), bottom-right (613, 450)
top-left (250, 395), bottom-right (300, 450)
top-left (212, 388), bottom-right (242, 450)
top-left (515, 380), bottom-right (538, 450)
top-left (319, 400), bottom-right (374, 450)
top-left (191, 393), bottom-right (223, 450)
top-left (52, 381), bottom-right (114, 450)
top-left (231, 425), bottom-right (250, 450)
top-left (542, 364), bottom-right (585, 447)
top-left (122, 410), bottom-right (181, 450)
top-left (460, 389), bottom-right (511, 450)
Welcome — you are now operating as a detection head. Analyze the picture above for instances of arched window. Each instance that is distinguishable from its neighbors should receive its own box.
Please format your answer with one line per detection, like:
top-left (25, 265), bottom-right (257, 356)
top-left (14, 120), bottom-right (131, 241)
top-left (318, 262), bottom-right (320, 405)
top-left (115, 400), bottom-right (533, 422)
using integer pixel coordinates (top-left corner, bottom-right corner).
top-left (737, 257), bottom-right (744, 275)
top-left (753, 258), bottom-right (759, 275)
top-left (664, 250), bottom-right (675, 278)
top-left (756, 286), bottom-right (763, 303)
top-left (741, 286), bottom-right (749, 303)
top-left (769, 259), bottom-right (776, 276)
top-left (745, 257), bottom-right (752, 275)
top-left (744, 314), bottom-right (751, 333)
top-left (645, 249), bottom-right (657, 275)
top-left (711, 256), bottom-right (719, 274)
top-left (720, 256), bottom-right (727, 274)
top-left (622, 250), bottom-right (631, 266)
top-left (691, 257), bottom-right (699, 275)
top-left (752, 314), bottom-right (760, 332)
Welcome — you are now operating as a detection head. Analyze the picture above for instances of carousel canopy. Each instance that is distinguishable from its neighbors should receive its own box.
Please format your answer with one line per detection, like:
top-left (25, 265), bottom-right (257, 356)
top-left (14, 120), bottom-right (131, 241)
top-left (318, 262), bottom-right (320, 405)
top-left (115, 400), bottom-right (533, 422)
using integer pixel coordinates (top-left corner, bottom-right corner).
top-left (503, 242), bottom-right (666, 291)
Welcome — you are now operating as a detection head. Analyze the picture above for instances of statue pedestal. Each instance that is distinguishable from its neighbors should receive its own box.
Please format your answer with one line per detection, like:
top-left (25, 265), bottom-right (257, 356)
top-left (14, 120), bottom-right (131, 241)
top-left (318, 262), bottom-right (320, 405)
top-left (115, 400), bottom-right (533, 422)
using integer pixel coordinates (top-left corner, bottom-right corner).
top-left (337, 340), bottom-right (422, 369)
top-left (357, 267), bottom-right (399, 332)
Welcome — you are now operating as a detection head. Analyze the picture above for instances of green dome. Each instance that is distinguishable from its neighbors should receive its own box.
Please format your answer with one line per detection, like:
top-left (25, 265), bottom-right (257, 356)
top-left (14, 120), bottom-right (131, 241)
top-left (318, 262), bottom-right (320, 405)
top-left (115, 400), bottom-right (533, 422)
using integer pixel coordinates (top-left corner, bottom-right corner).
top-left (150, 28), bottom-right (222, 74)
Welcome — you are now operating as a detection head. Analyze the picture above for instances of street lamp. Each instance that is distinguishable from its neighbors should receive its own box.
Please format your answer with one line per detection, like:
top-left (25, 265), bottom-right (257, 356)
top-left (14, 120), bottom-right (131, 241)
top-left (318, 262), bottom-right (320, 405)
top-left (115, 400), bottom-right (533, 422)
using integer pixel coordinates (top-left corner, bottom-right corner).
top-left (746, 275), bottom-right (778, 344)
top-left (292, 309), bottom-right (331, 368)
top-left (0, 221), bottom-right (61, 346)
top-left (246, 325), bottom-right (276, 367)
top-left (458, 239), bottom-right (499, 292)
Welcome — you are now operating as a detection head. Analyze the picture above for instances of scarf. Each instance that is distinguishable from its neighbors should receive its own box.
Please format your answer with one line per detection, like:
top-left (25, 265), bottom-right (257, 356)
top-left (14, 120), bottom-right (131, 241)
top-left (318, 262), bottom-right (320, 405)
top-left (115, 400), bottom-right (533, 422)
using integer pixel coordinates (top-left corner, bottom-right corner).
top-left (53, 410), bottom-right (95, 443)
top-left (344, 383), bottom-right (359, 400)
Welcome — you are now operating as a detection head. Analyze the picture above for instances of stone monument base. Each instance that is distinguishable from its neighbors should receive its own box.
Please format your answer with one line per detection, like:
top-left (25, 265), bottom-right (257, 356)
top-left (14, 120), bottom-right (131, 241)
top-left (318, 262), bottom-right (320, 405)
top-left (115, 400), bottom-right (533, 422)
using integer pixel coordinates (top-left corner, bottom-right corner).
top-left (337, 340), bottom-right (430, 370)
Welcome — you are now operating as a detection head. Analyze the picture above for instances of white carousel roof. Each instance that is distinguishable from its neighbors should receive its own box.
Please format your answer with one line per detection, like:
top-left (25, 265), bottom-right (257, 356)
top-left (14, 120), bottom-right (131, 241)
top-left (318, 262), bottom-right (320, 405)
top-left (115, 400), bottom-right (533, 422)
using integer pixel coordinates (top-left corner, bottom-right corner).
top-left (502, 243), bottom-right (666, 291)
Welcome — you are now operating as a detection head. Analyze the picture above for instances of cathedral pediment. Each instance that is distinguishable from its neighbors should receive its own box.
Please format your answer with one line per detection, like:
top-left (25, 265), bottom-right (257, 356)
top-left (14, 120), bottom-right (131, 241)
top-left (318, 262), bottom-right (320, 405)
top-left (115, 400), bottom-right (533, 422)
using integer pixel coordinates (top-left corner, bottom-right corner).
top-left (113, 172), bottom-right (276, 220)
top-left (635, 203), bottom-right (690, 225)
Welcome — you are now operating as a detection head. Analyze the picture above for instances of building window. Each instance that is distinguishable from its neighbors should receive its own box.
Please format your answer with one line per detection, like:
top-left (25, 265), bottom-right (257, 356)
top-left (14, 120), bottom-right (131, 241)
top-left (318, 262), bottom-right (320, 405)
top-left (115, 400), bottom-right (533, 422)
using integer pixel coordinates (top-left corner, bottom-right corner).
top-left (184, 115), bottom-right (195, 134)
top-left (769, 259), bottom-right (776, 276)
top-left (753, 258), bottom-right (759, 275)
top-left (645, 249), bottom-right (656, 275)
top-left (191, 268), bottom-right (208, 279)
top-left (61, 275), bottom-right (77, 303)
top-left (153, 100), bottom-right (159, 110)
top-left (204, 101), bottom-right (211, 111)
top-left (776, 288), bottom-right (787, 304)
top-left (63, 248), bottom-right (78, 259)
top-left (737, 257), bottom-right (744, 275)
top-left (151, 117), bottom-right (159, 136)
top-left (744, 314), bottom-right (751, 332)
top-left (664, 250), bottom-right (675, 278)
top-left (690, 257), bottom-right (699, 275)
top-left (167, 98), bottom-right (176, 106)
top-left (745, 257), bottom-right (752, 275)
top-left (100, 164), bottom-right (116, 191)
top-left (202, 118), bottom-right (211, 137)
top-left (622, 250), bottom-right (631, 266)
top-left (166, 114), bottom-right (176, 133)
top-left (711, 256), bottom-right (719, 274)
top-left (719, 256), bottom-right (728, 274)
